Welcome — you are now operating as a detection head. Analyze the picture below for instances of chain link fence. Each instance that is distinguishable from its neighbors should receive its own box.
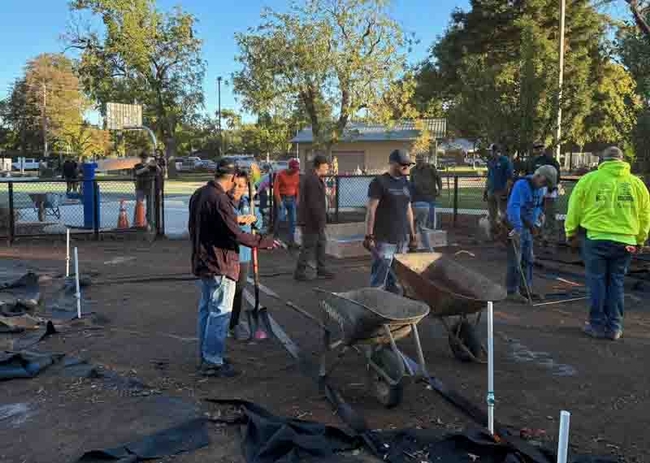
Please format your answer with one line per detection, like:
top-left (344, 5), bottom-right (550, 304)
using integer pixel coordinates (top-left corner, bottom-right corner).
top-left (326, 174), bottom-right (577, 226)
top-left (0, 178), bottom-right (162, 241)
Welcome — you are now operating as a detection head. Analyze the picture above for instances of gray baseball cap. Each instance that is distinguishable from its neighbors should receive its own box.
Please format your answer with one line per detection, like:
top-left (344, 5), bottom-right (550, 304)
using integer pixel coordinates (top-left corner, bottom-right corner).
top-left (389, 149), bottom-right (414, 165)
top-left (601, 146), bottom-right (624, 161)
top-left (534, 165), bottom-right (558, 189)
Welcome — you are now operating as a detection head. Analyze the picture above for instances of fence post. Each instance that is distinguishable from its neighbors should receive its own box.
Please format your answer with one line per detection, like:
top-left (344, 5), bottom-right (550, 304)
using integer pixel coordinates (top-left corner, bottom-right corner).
top-left (8, 182), bottom-right (15, 244)
top-left (269, 172), bottom-right (275, 230)
top-left (158, 175), bottom-right (165, 237)
top-left (335, 176), bottom-right (340, 223)
top-left (453, 176), bottom-right (459, 227)
top-left (93, 181), bottom-right (100, 240)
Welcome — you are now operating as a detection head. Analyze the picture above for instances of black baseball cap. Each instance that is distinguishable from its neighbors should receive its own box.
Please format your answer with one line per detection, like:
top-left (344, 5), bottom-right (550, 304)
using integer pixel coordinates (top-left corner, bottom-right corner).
top-left (216, 158), bottom-right (237, 175)
top-left (388, 149), bottom-right (413, 165)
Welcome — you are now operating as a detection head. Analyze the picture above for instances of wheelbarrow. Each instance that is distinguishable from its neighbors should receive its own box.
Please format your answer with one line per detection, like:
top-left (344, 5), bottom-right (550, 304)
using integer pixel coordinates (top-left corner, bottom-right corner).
top-left (392, 252), bottom-right (506, 363)
top-left (315, 288), bottom-right (430, 408)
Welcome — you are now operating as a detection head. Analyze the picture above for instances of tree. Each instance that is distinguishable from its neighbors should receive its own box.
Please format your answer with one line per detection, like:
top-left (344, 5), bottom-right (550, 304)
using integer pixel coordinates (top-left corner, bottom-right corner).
top-left (0, 54), bottom-right (100, 156)
top-left (0, 79), bottom-right (42, 153)
top-left (67, 0), bottom-right (206, 166)
top-left (234, 0), bottom-right (408, 153)
top-left (64, 122), bottom-right (111, 159)
top-left (414, 0), bottom-right (623, 157)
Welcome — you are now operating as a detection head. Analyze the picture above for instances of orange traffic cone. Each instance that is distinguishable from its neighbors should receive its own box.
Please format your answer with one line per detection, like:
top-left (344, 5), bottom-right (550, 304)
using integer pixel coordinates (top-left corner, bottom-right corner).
top-left (133, 198), bottom-right (147, 228)
top-left (117, 200), bottom-right (130, 229)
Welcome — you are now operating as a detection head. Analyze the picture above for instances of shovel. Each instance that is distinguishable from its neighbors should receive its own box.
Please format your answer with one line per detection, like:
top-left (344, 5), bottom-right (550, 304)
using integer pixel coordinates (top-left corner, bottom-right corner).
top-left (248, 180), bottom-right (268, 341)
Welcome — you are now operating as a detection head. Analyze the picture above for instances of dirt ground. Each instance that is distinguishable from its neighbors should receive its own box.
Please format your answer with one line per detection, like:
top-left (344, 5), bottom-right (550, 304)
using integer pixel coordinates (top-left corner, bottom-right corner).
top-left (1, 233), bottom-right (649, 462)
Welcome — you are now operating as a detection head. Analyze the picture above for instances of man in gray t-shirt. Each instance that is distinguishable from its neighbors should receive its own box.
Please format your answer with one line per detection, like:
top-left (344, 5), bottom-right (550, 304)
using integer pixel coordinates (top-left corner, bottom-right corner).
top-left (364, 149), bottom-right (417, 293)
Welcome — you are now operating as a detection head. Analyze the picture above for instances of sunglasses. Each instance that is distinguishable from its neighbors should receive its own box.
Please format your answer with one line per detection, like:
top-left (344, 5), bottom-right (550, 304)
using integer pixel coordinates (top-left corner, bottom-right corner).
top-left (399, 163), bottom-right (412, 168)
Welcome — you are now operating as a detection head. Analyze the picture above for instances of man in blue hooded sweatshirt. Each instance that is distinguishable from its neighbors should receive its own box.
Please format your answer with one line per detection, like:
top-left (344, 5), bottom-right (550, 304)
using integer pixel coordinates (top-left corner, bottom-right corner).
top-left (505, 165), bottom-right (558, 302)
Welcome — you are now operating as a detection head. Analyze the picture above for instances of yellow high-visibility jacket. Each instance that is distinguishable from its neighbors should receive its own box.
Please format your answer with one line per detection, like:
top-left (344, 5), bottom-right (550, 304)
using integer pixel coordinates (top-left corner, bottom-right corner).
top-left (565, 161), bottom-right (650, 246)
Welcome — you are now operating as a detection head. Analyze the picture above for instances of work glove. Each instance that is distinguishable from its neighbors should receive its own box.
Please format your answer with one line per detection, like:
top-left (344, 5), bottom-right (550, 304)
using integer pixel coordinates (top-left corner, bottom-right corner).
top-left (363, 235), bottom-right (376, 252)
top-left (408, 234), bottom-right (419, 252)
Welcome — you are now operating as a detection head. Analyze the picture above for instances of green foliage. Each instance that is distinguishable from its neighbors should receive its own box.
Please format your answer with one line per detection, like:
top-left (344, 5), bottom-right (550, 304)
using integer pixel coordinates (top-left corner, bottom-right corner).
top-left (68, 0), bottom-right (205, 158)
top-left (234, 0), bottom-right (408, 150)
top-left (414, 0), bottom-right (635, 158)
top-left (0, 53), bottom-right (108, 157)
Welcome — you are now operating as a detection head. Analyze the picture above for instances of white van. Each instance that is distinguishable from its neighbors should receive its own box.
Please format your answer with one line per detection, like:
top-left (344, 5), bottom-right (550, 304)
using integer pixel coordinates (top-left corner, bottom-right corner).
top-left (12, 158), bottom-right (40, 171)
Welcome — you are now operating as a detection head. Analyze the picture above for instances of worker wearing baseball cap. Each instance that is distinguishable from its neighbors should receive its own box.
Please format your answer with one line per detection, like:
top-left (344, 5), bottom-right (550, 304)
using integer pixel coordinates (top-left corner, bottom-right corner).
top-left (273, 159), bottom-right (301, 246)
top-left (505, 165), bottom-right (557, 303)
top-left (484, 143), bottom-right (514, 236)
top-left (189, 158), bottom-right (280, 377)
top-left (529, 142), bottom-right (562, 247)
top-left (565, 146), bottom-right (650, 340)
top-left (364, 149), bottom-right (418, 294)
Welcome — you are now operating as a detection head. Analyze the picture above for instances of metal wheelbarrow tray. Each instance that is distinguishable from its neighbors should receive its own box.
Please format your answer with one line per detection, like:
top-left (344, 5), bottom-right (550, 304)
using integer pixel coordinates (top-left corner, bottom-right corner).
top-left (393, 252), bottom-right (506, 362)
top-left (316, 288), bottom-right (430, 408)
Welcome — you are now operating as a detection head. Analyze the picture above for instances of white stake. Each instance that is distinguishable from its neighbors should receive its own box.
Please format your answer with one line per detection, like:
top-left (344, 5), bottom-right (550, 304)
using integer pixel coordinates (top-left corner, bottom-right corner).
top-left (66, 229), bottom-right (70, 277)
top-left (557, 410), bottom-right (571, 463)
top-left (487, 301), bottom-right (495, 435)
top-left (74, 247), bottom-right (81, 319)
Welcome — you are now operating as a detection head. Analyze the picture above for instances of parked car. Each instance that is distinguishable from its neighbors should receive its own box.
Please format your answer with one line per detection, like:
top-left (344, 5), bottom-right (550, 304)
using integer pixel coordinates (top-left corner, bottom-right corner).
top-left (178, 156), bottom-right (204, 172)
top-left (12, 158), bottom-right (40, 171)
top-left (223, 155), bottom-right (256, 170)
top-left (272, 160), bottom-right (289, 171)
top-left (464, 156), bottom-right (487, 167)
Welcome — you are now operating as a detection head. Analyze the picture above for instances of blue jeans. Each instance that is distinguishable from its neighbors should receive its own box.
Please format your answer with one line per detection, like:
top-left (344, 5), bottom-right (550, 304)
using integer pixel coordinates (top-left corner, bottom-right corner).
top-left (197, 276), bottom-right (236, 366)
top-left (282, 196), bottom-right (297, 243)
top-left (506, 229), bottom-right (534, 294)
top-left (370, 242), bottom-right (408, 294)
top-left (582, 238), bottom-right (632, 332)
top-left (412, 202), bottom-right (433, 251)
top-left (427, 200), bottom-right (437, 229)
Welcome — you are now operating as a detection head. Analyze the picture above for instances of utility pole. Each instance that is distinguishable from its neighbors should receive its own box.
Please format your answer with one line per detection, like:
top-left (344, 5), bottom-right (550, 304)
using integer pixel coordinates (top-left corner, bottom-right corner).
top-left (42, 83), bottom-right (49, 158)
top-left (217, 76), bottom-right (223, 157)
top-left (555, 0), bottom-right (566, 159)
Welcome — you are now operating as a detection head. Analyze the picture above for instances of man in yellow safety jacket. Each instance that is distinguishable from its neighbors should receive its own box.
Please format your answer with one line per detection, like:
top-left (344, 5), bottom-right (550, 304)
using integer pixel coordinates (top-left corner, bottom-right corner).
top-left (565, 146), bottom-right (650, 340)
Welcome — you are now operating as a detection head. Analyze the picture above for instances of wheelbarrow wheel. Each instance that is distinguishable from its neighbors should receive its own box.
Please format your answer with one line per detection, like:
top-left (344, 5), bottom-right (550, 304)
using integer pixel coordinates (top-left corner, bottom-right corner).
top-left (368, 349), bottom-right (404, 408)
top-left (448, 320), bottom-right (482, 362)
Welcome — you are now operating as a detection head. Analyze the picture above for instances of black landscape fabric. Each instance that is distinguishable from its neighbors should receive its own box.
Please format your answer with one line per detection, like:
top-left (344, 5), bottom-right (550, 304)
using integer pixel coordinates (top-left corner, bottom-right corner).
top-left (76, 418), bottom-right (209, 462)
top-left (0, 350), bottom-right (63, 380)
top-left (11, 320), bottom-right (57, 350)
top-left (208, 399), bottom-right (360, 463)
top-left (0, 272), bottom-right (40, 315)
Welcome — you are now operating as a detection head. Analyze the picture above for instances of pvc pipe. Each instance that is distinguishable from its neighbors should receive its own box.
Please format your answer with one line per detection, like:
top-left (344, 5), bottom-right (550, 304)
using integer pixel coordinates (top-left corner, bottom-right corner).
top-left (66, 229), bottom-right (70, 277)
top-left (557, 410), bottom-right (571, 463)
top-left (74, 247), bottom-right (81, 319)
top-left (487, 301), bottom-right (495, 435)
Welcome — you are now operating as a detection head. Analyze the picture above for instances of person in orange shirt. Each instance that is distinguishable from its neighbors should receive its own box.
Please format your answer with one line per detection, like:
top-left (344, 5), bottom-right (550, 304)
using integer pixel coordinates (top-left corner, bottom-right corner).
top-left (274, 159), bottom-right (301, 245)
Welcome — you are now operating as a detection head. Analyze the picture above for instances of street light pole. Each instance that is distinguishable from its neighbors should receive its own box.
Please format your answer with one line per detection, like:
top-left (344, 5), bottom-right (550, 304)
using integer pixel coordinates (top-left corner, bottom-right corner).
top-left (42, 83), bottom-right (48, 158)
top-left (217, 76), bottom-right (223, 156)
top-left (555, 0), bottom-right (566, 159)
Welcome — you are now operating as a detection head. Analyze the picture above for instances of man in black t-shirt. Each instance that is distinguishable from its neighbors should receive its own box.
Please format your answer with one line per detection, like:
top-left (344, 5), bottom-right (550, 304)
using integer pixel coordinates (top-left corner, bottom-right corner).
top-left (62, 158), bottom-right (79, 193)
top-left (529, 142), bottom-right (561, 246)
top-left (364, 149), bottom-right (417, 294)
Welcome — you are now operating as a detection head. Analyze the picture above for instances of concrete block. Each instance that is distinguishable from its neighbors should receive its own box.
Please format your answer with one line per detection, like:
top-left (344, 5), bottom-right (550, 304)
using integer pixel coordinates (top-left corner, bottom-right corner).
top-left (326, 236), bottom-right (367, 259)
top-left (418, 229), bottom-right (447, 249)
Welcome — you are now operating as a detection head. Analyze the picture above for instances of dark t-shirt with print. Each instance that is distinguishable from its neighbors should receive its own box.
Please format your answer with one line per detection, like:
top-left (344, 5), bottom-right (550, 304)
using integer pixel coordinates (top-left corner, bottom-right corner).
top-left (368, 173), bottom-right (411, 244)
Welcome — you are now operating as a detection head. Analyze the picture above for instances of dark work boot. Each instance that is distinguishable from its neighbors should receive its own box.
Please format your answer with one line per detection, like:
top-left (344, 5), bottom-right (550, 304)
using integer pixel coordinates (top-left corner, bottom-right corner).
top-left (317, 268), bottom-right (335, 280)
top-left (293, 268), bottom-right (315, 282)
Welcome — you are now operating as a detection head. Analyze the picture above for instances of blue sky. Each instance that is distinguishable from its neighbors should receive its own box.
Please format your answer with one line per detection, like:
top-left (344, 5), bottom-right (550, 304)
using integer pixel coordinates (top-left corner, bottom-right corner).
top-left (0, 0), bottom-right (470, 119)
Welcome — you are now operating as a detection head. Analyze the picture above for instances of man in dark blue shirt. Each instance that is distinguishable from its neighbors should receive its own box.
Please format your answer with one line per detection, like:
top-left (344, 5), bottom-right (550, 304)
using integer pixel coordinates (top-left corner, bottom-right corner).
top-left (483, 144), bottom-right (514, 235)
top-left (505, 165), bottom-right (557, 303)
